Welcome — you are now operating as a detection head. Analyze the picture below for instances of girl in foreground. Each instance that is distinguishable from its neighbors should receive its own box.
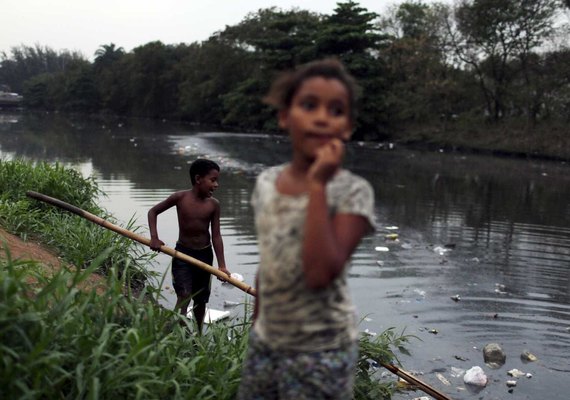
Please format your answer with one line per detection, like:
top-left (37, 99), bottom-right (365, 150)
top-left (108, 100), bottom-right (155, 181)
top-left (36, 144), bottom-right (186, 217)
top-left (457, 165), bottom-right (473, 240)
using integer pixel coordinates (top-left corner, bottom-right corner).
top-left (237, 58), bottom-right (376, 399)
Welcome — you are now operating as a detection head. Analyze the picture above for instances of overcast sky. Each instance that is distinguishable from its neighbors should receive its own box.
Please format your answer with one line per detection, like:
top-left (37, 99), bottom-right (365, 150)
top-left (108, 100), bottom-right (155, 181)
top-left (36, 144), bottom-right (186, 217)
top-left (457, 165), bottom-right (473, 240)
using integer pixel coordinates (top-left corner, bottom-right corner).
top-left (1, 0), bottom-right (415, 60)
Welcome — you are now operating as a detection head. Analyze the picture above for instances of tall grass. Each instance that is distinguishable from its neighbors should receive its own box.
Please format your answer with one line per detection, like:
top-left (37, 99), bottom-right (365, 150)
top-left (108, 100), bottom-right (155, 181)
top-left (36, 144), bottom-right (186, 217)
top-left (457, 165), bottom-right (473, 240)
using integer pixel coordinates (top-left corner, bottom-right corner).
top-left (1, 251), bottom-right (410, 399)
top-left (0, 251), bottom-right (250, 399)
top-left (0, 158), bottom-right (151, 284)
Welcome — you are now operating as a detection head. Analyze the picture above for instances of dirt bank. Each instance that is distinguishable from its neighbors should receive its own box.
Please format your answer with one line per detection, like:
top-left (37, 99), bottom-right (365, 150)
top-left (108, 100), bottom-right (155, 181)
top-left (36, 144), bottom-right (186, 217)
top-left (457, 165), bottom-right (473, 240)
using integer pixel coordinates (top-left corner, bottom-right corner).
top-left (0, 227), bottom-right (107, 294)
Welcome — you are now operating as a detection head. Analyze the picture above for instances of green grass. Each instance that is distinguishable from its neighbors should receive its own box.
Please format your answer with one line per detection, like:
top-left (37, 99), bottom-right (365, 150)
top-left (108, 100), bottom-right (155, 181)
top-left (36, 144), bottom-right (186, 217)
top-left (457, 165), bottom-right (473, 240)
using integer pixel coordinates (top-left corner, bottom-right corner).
top-left (0, 251), bottom-right (411, 399)
top-left (0, 158), bottom-right (152, 284)
top-left (0, 251), bottom-right (250, 399)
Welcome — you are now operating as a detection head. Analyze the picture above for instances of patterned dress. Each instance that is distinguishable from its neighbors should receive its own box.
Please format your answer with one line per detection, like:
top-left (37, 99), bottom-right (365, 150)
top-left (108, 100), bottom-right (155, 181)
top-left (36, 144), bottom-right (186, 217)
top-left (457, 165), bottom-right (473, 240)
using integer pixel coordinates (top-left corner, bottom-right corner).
top-left (238, 164), bottom-right (375, 400)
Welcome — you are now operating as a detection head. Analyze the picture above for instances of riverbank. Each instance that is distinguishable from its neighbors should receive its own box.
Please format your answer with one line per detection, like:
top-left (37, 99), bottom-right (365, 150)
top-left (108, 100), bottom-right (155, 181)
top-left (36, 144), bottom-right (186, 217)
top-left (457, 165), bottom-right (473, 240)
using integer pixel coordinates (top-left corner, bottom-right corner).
top-left (392, 120), bottom-right (570, 161)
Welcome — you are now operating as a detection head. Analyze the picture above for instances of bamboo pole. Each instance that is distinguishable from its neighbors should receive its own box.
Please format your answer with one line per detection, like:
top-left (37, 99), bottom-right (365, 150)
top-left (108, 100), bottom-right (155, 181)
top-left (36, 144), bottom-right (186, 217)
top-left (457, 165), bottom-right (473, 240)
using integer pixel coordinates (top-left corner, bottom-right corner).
top-left (26, 191), bottom-right (256, 296)
top-left (26, 190), bottom-right (453, 400)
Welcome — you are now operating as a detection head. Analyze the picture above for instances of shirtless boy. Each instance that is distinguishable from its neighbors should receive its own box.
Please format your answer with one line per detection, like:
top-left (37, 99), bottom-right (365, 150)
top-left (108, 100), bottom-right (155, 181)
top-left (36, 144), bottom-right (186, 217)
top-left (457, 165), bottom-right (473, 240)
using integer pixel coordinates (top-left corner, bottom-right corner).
top-left (148, 158), bottom-right (231, 333)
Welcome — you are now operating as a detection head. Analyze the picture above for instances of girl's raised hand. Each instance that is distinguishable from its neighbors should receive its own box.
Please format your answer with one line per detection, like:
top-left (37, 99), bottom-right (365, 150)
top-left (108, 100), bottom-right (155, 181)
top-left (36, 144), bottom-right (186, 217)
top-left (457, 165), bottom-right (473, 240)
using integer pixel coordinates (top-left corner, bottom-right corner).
top-left (308, 138), bottom-right (345, 185)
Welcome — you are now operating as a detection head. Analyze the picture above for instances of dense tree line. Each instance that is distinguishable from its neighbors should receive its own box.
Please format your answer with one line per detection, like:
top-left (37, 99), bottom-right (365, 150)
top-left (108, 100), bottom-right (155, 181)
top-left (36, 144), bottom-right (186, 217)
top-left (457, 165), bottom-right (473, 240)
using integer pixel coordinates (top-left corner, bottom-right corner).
top-left (1, 1), bottom-right (568, 140)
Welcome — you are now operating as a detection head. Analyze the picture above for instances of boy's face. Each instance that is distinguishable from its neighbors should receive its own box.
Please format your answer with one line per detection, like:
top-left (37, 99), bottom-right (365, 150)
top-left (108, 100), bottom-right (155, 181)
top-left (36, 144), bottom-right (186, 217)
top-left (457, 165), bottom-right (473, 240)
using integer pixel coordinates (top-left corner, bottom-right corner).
top-left (194, 169), bottom-right (219, 198)
top-left (278, 76), bottom-right (352, 161)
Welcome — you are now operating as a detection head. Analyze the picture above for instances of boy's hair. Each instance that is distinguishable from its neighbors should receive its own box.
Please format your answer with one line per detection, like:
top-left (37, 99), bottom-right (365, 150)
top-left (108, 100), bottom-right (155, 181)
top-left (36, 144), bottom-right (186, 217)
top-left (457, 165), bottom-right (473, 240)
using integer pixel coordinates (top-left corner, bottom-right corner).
top-left (189, 159), bottom-right (220, 185)
top-left (263, 58), bottom-right (360, 123)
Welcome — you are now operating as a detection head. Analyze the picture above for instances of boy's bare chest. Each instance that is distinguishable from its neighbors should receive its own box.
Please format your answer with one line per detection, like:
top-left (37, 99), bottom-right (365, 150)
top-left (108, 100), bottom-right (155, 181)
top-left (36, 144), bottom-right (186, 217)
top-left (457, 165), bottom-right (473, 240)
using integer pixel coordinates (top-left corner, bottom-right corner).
top-left (177, 197), bottom-right (214, 221)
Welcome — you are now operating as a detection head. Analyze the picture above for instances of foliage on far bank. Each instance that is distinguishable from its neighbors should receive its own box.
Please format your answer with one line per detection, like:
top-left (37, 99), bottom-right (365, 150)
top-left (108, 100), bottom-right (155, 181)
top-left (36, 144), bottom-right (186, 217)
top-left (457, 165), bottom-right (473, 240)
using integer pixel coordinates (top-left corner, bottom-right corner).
top-left (0, 158), bottom-right (151, 284)
top-left (1, 1), bottom-right (568, 147)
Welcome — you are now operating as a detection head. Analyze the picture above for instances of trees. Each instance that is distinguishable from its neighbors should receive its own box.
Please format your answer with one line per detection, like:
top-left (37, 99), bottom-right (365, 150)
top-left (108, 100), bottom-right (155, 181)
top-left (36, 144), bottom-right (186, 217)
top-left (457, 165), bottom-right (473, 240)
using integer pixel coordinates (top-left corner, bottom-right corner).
top-left (0, 45), bottom-right (85, 93)
top-left (316, 1), bottom-right (388, 139)
top-left (446, 0), bottom-right (563, 123)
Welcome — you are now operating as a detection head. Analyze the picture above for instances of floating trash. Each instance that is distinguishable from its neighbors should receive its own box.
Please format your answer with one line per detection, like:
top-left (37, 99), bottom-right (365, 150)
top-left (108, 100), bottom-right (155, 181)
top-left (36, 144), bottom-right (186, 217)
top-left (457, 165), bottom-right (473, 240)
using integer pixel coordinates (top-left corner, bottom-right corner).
top-left (385, 226), bottom-right (399, 230)
top-left (401, 243), bottom-right (413, 250)
top-left (376, 260), bottom-right (384, 266)
top-left (223, 300), bottom-right (240, 308)
top-left (363, 328), bottom-right (377, 336)
top-left (428, 328), bottom-right (438, 334)
top-left (506, 380), bottom-right (517, 388)
top-left (520, 350), bottom-right (538, 362)
top-left (464, 366), bottom-right (488, 387)
top-left (451, 294), bottom-right (461, 302)
top-left (436, 373), bottom-right (451, 386)
top-left (375, 246), bottom-right (390, 252)
top-left (508, 369), bottom-right (526, 378)
top-left (433, 246), bottom-right (450, 256)
top-left (385, 233), bottom-right (399, 240)
top-left (222, 273), bottom-right (244, 288)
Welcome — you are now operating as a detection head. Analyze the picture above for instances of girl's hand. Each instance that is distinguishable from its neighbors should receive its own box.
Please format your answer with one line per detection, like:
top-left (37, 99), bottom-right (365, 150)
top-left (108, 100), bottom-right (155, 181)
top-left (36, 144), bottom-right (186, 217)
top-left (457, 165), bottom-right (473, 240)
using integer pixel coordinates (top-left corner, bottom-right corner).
top-left (308, 138), bottom-right (345, 185)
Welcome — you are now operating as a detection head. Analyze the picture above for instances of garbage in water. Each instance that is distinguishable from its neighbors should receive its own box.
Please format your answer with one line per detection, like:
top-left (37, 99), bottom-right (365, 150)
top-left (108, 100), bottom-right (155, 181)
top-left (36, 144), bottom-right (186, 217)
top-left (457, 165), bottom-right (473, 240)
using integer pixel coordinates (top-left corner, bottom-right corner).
top-left (375, 246), bottom-right (390, 252)
top-left (433, 246), bottom-right (451, 255)
top-left (464, 366), bottom-right (488, 387)
top-left (436, 372), bottom-right (451, 386)
top-left (520, 350), bottom-right (538, 362)
top-left (508, 369), bottom-right (526, 378)
top-left (222, 273), bottom-right (244, 288)
top-left (451, 294), bottom-right (461, 302)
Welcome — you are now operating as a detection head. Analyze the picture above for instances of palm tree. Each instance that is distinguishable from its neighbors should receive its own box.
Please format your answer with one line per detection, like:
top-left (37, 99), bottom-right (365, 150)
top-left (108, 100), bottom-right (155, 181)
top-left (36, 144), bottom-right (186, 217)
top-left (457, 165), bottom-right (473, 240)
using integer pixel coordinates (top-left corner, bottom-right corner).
top-left (94, 43), bottom-right (125, 69)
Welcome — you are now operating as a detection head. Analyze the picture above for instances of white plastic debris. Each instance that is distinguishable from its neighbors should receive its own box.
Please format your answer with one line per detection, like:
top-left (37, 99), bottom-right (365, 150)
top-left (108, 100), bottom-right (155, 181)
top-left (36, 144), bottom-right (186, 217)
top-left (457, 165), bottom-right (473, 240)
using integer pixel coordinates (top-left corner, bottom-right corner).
top-left (433, 246), bottom-right (450, 255)
top-left (506, 380), bottom-right (517, 387)
top-left (375, 246), bottom-right (390, 252)
top-left (464, 366), bottom-right (488, 387)
top-left (222, 273), bottom-right (244, 288)
top-left (508, 369), bottom-right (526, 378)
top-left (436, 373), bottom-right (451, 386)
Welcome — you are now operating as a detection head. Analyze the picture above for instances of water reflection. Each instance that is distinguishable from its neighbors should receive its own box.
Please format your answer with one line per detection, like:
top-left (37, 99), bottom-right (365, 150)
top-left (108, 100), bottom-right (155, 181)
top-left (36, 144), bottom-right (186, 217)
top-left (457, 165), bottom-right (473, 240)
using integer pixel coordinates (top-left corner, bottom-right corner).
top-left (2, 112), bottom-right (570, 398)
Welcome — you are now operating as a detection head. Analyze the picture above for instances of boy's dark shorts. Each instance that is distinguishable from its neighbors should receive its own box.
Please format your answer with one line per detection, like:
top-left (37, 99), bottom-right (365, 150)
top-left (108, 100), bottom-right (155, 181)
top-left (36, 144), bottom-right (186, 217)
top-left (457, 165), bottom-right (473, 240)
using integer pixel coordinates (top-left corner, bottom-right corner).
top-left (172, 242), bottom-right (213, 304)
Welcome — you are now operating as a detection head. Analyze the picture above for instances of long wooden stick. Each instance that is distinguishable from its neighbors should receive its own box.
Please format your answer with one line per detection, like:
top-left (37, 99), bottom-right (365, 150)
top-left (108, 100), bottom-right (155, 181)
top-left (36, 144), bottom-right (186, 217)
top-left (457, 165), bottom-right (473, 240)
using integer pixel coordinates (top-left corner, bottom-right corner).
top-left (26, 191), bottom-right (257, 296)
top-left (26, 190), bottom-right (452, 400)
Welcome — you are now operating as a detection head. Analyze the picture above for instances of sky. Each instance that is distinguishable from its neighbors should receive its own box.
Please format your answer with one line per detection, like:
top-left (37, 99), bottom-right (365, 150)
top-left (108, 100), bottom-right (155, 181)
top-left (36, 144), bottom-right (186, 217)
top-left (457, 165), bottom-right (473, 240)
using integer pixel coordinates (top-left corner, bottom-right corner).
top-left (1, 0), bottom-right (409, 60)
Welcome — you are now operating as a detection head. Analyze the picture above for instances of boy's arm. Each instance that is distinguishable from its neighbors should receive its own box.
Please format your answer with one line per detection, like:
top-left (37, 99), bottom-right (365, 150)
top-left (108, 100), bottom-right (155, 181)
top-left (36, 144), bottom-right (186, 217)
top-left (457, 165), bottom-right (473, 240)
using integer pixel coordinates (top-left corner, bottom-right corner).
top-left (147, 193), bottom-right (179, 251)
top-left (211, 200), bottom-right (231, 278)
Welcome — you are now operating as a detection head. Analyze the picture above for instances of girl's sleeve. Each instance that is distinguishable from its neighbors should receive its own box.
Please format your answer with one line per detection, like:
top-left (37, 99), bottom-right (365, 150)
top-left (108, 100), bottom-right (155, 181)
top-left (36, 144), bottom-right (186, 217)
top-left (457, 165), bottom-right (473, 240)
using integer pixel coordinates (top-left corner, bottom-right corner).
top-left (337, 177), bottom-right (376, 233)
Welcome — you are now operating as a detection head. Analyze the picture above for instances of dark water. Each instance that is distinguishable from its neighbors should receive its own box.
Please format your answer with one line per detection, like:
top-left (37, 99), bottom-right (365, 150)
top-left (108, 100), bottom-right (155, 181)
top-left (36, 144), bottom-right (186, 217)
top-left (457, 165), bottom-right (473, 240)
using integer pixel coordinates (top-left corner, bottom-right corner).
top-left (1, 112), bottom-right (569, 399)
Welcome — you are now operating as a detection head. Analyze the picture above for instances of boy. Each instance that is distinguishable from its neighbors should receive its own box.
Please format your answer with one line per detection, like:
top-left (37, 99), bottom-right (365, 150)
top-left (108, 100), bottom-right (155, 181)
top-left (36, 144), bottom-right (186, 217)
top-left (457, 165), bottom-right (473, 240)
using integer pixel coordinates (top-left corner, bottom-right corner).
top-left (148, 158), bottom-right (231, 333)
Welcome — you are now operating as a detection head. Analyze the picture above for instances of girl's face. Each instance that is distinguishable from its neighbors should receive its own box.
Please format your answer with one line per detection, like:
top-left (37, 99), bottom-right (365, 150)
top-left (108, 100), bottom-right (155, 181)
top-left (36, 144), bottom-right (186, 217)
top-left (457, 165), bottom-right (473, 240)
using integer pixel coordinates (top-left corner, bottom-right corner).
top-left (195, 169), bottom-right (219, 198)
top-left (278, 76), bottom-right (352, 162)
